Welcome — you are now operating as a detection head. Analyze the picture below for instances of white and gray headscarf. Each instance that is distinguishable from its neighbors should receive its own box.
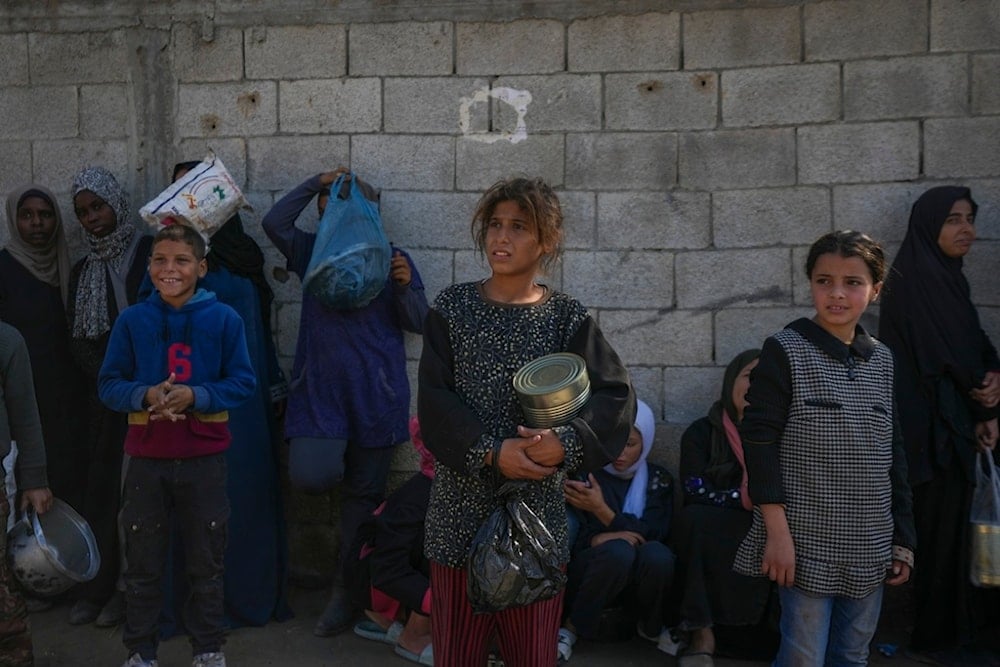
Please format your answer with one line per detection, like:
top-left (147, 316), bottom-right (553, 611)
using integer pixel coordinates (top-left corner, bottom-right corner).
top-left (603, 398), bottom-right (655, 518)
top-left (70, 166), bottom-right (138, 340)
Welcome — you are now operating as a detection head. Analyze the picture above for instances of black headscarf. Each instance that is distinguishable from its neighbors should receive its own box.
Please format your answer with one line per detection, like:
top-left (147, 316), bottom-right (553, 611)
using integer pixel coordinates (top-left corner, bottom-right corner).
top-left (703, 348), bottom-right (761, 485)
top-left (879, 186), bottom-right (999, 482)
top-left (172, 161), bottom-right (274, 331)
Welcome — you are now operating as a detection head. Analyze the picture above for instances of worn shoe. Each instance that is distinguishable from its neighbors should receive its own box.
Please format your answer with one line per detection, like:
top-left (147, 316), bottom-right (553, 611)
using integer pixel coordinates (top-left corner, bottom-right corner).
top-left (122, 653), bottom-right (158, 667)
top-left (557, 627), bottom-right (576, 665)
top-left (96, 591), bottom-right (125, 627)
top-left (191, 651), bottom-right (226, 667)
top-left (313, 586), bottom-right (354, 637)
top-left (68, 599), bottom-right (101, 625)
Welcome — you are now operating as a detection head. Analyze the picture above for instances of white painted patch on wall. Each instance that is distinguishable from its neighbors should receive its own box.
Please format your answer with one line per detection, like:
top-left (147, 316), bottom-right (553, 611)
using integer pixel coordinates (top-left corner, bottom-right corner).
top-left (459, 86), bottom-right (532, 144)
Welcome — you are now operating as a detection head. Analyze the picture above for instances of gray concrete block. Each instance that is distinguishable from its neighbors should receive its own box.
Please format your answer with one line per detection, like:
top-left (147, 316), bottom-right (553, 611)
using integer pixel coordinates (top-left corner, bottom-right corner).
top-left (931, 0), bottom-right (1000, 52)
top-left (562, 250), bottom-right (673, 309)
top-left (722, 65), bottom-right (840, 127)
top-left (791, 245), bottom-right (812, 306)
top-left (684, 7), bottom-right (799, 69)
top-left (566, 133), bottom-right (676, 190)
top-left (832, 182), bottom-right (935, 244)
top-left (560, 190), bottom-right (597, 250)
top-left (353, 135), bottom-right (455, 190)
top-left (965, 178), bottom-right (1000, 240)
top-left (33, 140), bottom-right (130, 196)
top-left (176, 138), bottom-right (248, 189)
top-left (275, 300), bottom-right (302, 358)
top-left (804, 0), bottom-right (927, 61)
top-left (454, 249), bottom-right (492, 285)
top-left (245, 25), bottom-right (346, 79)
top-left (627, 366), bottom-right (664, 419)
top-left (966, 240), bottom-right (1000, 306)
top-left (606, 72), bottom-right (717, 131)
top-left (679, 129), bottom-right (795, 190)
top-left (676, 248), bottom-right (791, 309)
top-left (715, 306), bottom-right (812, 363)
top-left (279, 78), bottom-right (381, 134)
top-left (981, 307), bottom-right (1000, 348)
top-left (494, 74), bottom-right (601, 132)
top-left (386, 77), bottom-right (490, 135)
top-left (568, 12), bottom-right (679, 72)
top-left (663, 366), bottom-right (725, 425)
top-left (845, 55), bottom-right (968, 120)
top-left (247, 135), bottom-right (349, 191)
top-left (173, 23), bottom-right (243, 83)
top-left (456, 134), bottom-right (564, 190)
top-left (380, 191), bottom-right (480, 249)
top-left (649, 423), bottom-right (685, 472)
top-left (80, 84), bottom-right (129, 139)
top-left (0, 142), bottom-right (32, 209)
top-left (456, 19), bottom-right (564, 74)
top-left (177, 82), bottom-right (277, 138)
top-left (0, 34), bottom-right (28, 85)
top-left (28, 30), bottom-right (128, 84)
top-left (798, 122), bottom-right (919, 184)
top-left (350, 22), bottom-right (452, 76)
top-left (974, 55), bottom-right (1000, 114)
top-left (598, 309), bottom-right (713, 366)
top-left (713, 187), bottom-right (831, 248)
top-left (597, 191), bottom-right (711, 250)
top-left (926, 118), bottom-right (1000, 178)
top-left (0, 87), bottom-right (77, 140)
top-left (403, 248), bottom-right (453, 308)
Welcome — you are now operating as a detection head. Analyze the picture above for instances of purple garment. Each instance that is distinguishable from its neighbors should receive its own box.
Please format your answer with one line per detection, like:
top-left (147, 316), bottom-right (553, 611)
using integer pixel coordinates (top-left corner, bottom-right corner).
top-left (262, 174), bottom-right (428, 448)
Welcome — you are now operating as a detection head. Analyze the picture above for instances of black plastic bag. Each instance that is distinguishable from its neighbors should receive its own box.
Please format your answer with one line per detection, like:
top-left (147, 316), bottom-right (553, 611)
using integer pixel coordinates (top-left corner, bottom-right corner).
top-left (467, 483), bottom-right (567, 613)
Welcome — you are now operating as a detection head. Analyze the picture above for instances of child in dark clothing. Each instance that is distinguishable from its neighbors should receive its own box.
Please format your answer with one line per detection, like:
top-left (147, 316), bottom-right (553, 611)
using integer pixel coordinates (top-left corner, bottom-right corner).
top-left (98, 224), bottom-right (256, 667)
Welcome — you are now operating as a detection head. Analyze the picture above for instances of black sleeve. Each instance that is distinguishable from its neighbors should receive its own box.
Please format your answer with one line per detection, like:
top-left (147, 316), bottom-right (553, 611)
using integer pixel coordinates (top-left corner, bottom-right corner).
top-left (740, 336), bottom-right (791, 505)
top-left (369, 474), bottom-right (432, 613)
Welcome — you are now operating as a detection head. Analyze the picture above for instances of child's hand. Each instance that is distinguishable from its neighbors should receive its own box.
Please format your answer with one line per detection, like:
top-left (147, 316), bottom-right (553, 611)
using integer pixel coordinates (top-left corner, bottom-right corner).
top-left (390, 251), bottom-right (412, 286)
top-left (150, 385), bottom-right (194, 421)
top-left (145, 373), bottom-right (176, 413)
top-left (519, 425), bottom-right (565, 466)
top-left (494, 435), bottom-right (557, 481)
top-left (20, 487), bottom-right (53, 515)
top-left (590, 530), bottom-right (645, 548)
top-left (563, 474), bottom-right (606, 514)
top-left (975, 418), bottom-right (998, 452)
top-left (886, 559), bottom-right (911, 586)
top-left (760, 504), bottom-right (796, 587)
top-left (319, 167), bottom-right (350, 186)
top-left (971, 371), bottom-right (1000, 409)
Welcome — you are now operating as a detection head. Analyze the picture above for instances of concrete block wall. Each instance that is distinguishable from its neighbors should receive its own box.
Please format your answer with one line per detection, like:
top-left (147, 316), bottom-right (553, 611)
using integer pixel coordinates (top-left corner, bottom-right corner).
top-left (1, 0), bottom-right (998, 579)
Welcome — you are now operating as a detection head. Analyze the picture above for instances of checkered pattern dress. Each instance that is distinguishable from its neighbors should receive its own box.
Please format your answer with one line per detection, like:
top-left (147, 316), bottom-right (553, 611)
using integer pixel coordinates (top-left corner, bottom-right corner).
top-left (734, 326), bottom-right (895, 598)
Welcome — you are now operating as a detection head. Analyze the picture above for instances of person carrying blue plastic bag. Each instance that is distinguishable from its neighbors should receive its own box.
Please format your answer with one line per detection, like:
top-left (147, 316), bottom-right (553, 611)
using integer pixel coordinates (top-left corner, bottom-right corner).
top-left (261, 167), bottom-right (429, 639)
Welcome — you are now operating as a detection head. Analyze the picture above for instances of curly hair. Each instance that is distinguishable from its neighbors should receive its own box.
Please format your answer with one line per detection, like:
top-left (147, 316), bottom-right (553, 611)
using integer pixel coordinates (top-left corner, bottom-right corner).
top-left (471, 177), bottom-right (563, 274)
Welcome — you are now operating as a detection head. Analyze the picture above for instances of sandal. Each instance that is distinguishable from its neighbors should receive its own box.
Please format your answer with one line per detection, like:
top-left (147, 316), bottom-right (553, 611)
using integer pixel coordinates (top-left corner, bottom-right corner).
top-left (353, 619), bottom-right (404, 645)
top-left (678, 652), bottom-right (714, 667)
top-left (394, 642), bottom-right (434, 666)
top-left (557, 628), bottom-right (576, 665)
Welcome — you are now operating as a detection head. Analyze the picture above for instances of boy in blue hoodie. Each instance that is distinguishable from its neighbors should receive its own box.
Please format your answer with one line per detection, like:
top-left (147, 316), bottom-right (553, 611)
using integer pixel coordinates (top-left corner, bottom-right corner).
top-left (99, 224), bottom-right (255, 667)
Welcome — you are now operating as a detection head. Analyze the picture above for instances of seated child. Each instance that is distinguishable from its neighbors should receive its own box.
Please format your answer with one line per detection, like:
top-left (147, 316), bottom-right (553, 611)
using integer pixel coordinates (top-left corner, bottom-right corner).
top-left (98, 224), bottom-right (256, 667)
top-left (559, 399), bottom-right (676, 664)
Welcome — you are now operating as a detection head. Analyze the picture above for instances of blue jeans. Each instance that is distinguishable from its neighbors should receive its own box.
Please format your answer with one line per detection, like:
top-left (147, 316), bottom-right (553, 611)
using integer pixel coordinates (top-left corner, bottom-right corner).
top-left (775, 585), bottom-right (884, 667)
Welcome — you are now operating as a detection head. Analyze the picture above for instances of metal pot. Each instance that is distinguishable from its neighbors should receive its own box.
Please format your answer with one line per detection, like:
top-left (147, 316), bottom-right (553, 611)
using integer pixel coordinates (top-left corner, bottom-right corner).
top-left (6, 498), bottom-right (100, 596)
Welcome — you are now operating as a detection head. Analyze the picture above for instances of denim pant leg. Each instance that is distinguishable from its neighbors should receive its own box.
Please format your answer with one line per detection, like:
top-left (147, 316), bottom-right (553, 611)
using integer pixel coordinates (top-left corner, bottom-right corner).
top-left (287, 437), bottom-right (348, 493)
top-left (632, 541), bottom-right (676, 637)
top-left (826, 586), bottom-right (883, 667)
top-left (174, 454), bottom-right (230, 656)
top-left (775, 586), bottom-right (833, 667)
top-left (338, 443), bottom-right (395, 581)
top-left (121, 458), bottom-right (171, 661)
top-left (567, 540), bottom-right (636, 638)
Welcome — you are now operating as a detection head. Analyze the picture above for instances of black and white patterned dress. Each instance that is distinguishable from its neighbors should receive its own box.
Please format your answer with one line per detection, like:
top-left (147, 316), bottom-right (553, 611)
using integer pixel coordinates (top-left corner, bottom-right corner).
top-left (418, 281), bottom-right (634, 569)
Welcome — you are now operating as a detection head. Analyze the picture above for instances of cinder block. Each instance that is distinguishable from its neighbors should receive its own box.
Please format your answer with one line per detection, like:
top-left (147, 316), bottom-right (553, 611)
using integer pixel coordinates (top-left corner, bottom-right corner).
top-left (245, 25), bottom-right (346, 79)
top-left (679, 129), bottom-right (795, 190)
top-left (713, 187), bottom-right (831, 248)
top-left (722, 65), bottom-right (840, 127)
top-left (275, 300), bottom-right (302, 358)
top-left (675, 248), bottom-right (791, 309)
top-left (606, 72), bottom-right (717, 131)
top-left (931, 0), bottom-right (1000, 52)
top-left (568, 12), bottom-right (680, 72)
top-left (33, 140), bottom-right (129, 195)
top-left (805, 0), bottom-right (927, 61)
top-left (663, 366), bottom-right (725, 424)
top-left (176, 138), bottom-right (247, 189)
top-left (798, 122), bottom-right (919, 184)
top-left (28, 31), bottom-right (128, 84)
top-left (0, 34), bottom-right (28, 85)
top-left (562, 250), bottom-right (673, 309)
top-left (964, 240), bottom-right (1000, 306)
top-left (353, 135), bottom-right (455, 190)
top-left (832, 182), bottom-right (934, 244)
top-left (598, 309), bottom-right (713, 366)
top-left (627, 366), bottom-right (664, 418)
top-left (173, 23), bottom-right (243, 82)
top-left (402, 249), bottom-right (453, 307)
top-left (457, 20), bottom-right (564, 74)
top-left (279, 79), bottom-right (381, 134)
top-left (566, 133), bottom-right (677, 190)
top-left (247, 135), bottom-right (349, 191)
top-left (925, 118), bottom-right (1000, 178)
top-left (791, 245), bottom-right (812, 306)
top-left (494, 74), bottom-right (601, 131)
top-left (385, 77), bottom-right (489, 134)
top-left (350, 22), bottom-right (452, 76)
top-left (380, 191), bottom-right (480, 249)
top-left (560, 190), bottom-right (597, 250)
top-left (684, 7), bottom-right (799, 69)
top-left (0, 141), bottom-right (32, 209)
top-left (649, 423), bottom-right (685, 471)
top-left (715, 307), bottom-right (812, 364)
top-left (981, 307), bottom-right (1000, 347)
top-left (845, 55), bottom-right (967, 120)
top-left (0, 87), bottom-right (77, 140)
top-left (177, 82), bottom-right (277, 138)
top-left (965, 178), bottom-right (1000, 240)
top-left (456, 134), bottom-right (564, 190)
top-left (80, 84), bottom-right (129, 139)
top-left (454, 249), bottom-right (491, 285)
top-left (973, 55), bottom-right (1000, 114)
top-left (597, 191), bottom-right (711, 250)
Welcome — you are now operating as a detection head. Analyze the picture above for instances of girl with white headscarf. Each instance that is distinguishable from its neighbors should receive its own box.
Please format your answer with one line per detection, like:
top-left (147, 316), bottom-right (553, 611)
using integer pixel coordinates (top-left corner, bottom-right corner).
top-left (559, 399), bottom-right (676, 664)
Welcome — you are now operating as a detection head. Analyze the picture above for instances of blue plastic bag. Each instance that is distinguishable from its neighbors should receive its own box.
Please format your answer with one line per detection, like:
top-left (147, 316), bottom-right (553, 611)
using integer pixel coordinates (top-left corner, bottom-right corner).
top-left (303, 173), bottom-right (391, 310)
